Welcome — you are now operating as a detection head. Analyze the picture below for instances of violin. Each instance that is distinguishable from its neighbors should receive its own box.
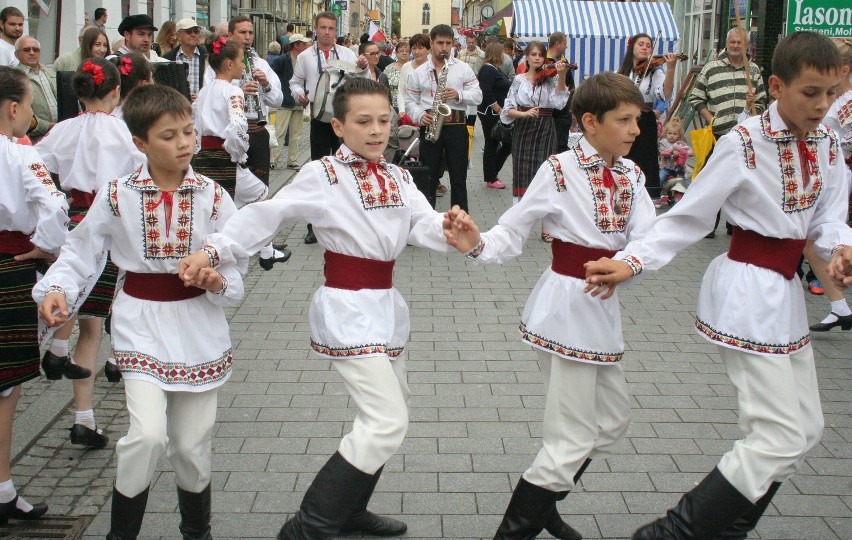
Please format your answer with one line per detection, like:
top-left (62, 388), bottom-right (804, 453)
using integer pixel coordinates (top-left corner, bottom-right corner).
top-left (635, 53), bottom-right (688, 74)
top-left (532, 62), bottom-right (578, 85)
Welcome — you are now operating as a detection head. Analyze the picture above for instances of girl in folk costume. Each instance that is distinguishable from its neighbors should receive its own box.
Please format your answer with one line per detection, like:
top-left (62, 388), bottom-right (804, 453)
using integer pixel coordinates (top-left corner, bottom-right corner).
top-left (617, 33), bottom-right (678, 206)
top-left (445, 73), bottom-right (656, 540)
top-left (109, 52), bottom-right (153, 121)
top-left (0, 66), bottom-right (66, 525)
top-left (806, 37), bottom-right (852, 333)
top-left (192, 36), bottom-right (289, 270)
top-left (501, 41), bottom-right (570, 207)
top-left (35, 85), bottom-right (244, 540)
top-left (586, 32), bottom-right (852, 539)
top-left (35, 58), bottom-right (145, 450)
top-left (180, 78), bottom-right (469, 540)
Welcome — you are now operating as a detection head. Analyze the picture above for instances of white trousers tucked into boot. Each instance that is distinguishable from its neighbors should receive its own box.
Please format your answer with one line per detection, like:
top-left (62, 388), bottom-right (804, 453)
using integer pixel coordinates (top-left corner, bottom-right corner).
top-left (116, 379), bottom-right (218, 497)
top-left (333, 354), bottom-right (410, 475)
top-left (717, 345), bottom-right (823, 502)
top-left (523, 350), bottom-right (630, 491)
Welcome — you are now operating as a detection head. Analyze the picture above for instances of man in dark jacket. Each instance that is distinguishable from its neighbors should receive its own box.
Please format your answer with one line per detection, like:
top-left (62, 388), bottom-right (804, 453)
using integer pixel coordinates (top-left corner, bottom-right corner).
top-left (163, 18), bottom-right (207, 100)
top-left (269, 33), bottom-right (312, 168)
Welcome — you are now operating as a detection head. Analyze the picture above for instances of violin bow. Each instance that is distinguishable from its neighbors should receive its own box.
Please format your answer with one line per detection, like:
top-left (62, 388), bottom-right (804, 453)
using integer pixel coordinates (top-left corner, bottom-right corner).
top-left (640, 31), bottom-right (663, 81)
top-left (733, 1), bottom-right (756, 115)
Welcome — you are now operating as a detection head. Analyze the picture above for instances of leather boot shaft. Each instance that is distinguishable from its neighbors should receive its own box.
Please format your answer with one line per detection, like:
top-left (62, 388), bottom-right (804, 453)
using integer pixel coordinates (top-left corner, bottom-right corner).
top-left (177, 484), bottom-right (212, 540)
top-left (106, 486), bottom-right (149, 540)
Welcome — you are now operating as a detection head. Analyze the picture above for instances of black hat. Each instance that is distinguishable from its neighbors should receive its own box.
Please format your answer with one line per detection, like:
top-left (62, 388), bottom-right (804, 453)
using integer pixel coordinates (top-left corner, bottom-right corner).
top-left (118, 14), bottom-right (158, 35)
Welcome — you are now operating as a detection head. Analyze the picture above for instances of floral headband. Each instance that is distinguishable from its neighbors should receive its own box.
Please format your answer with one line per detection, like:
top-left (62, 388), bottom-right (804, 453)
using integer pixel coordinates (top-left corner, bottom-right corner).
top-left (119, 56), bottom-right (133, 76)
top-left (82, 60), bottom-right (105, 85)
top-left (211, 37), bottom-right (228, 56)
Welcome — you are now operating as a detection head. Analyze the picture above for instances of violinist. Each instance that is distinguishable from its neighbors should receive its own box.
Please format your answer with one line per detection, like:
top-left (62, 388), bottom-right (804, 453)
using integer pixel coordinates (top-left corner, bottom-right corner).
top-left (502, 41), bottom-right (570, 209)
top-left (617, 33), bottom-right (679, 206)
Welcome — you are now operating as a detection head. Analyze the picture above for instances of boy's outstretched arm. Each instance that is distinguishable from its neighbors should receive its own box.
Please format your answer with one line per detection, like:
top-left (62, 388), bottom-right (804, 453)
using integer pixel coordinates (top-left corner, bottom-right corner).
top-left (827, 246), bottom-right (852, 288)
top-left (583, 258), bottom-right (635, 299)
top-left (443, 205), bottom-right (481, 254)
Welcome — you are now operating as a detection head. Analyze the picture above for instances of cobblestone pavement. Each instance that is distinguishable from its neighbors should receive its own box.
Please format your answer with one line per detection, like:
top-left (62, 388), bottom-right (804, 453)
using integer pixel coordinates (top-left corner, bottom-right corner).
top-left (9, 126), bottom-right (851, 539)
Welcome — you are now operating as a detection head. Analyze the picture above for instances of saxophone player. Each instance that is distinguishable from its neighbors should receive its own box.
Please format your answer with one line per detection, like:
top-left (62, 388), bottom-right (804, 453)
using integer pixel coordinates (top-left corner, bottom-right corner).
top-left (405, 24), bottom-right (482, 210)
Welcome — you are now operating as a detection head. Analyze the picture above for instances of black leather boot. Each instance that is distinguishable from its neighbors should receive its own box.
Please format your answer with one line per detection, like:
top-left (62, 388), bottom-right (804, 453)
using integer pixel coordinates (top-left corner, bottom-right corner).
top-left (177, 484), bottom-right (212, 540)
top-left (543, 458), bottom-right (592, 540)
top-left (340, 466), bottom-right (407, 536)
top-left (631, 468), bottom-right (754, 540)
top-left (106, 486), bottom-right (149, 540)
top-left (493, 478), bottom-right (561, 540)
top-left (277, 452), bottom-right (373, 540)
top-left (716, 482), bottom-right (781, 539)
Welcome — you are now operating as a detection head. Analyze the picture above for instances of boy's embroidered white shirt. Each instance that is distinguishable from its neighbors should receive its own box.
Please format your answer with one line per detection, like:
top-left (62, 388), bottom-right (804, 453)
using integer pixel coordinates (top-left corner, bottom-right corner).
top-left (475, 137), bottom-right (657, 363)
top-left (617, 101), bottom-right (852, 356)
top-left (0, 137), bottom-right (68, 253)
top-left (207, 144), bottom-right (452, 359)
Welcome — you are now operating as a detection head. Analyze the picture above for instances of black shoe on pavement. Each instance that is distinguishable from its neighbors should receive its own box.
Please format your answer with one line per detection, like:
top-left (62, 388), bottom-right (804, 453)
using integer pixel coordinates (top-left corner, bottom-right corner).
top-left (304, 224), bottom-right (317, 245)
top-left (70, 424), bottom-right (109, 449)
top-left (259, 249), bottom-right (292, 271)
top-left (105, 361), bottom-right (123, 382)
top-left (809, 313), bottom-right (852, 332)
top-left (42, 351), bottom-right (92, 380)
top-left (0, 496), bottom-right (48, 524)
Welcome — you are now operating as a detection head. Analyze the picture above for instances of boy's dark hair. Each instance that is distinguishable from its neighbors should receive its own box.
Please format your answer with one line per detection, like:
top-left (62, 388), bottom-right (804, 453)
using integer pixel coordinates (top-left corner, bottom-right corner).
top-left (286, 23), bottom-right (295, 32)
top-left (205, 35), bottom-right (242, 72)
top-left (109, 52), bottom-right (153, 99)
top-left (228, 16), bottom-right (252, 34)
top-left (123, 84), bottom-right (192, 140)
top-left (0, 7), bottom-right (23, 22)
top-left (571, 72), bottom-right (644, 131)
top-left (408, 33), bottom-right (430, 50)
top-left (73, 57), bottom-right (120, 101)
top-left (772, 31), bottom-right (842, 84)
top-left (430, 24), bottom-right (453, 41)
top-left (0, 65), bottom-right (28, 104)
top-left (332, 77), bottom-right (390, 122)
top-left (617, 32), bottom-right (652, 77)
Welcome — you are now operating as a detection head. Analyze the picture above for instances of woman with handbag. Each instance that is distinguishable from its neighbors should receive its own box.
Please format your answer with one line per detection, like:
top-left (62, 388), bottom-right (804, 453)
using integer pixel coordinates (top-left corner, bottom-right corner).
top-left (478, 42), bottom-right (512, 190)
top-left (502, 41), bottom-right (569, 208)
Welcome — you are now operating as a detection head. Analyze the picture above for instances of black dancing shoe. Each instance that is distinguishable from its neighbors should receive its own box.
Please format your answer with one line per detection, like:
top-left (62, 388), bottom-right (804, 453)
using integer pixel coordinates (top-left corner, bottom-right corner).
top-left (0, 496), bottom-right (48, 525)
top-left (304, 224), bottom-right (317, 245)
top-left (70, 424), bottom-right (109, 449)
top-left (810, 313), bottom-right (852, 332)
top-left (259, 248), bottom-right (292, 271)
top-left (41, 351), bottom-right (92, 380)
top-left (104, 361), bottom-right (122, 383)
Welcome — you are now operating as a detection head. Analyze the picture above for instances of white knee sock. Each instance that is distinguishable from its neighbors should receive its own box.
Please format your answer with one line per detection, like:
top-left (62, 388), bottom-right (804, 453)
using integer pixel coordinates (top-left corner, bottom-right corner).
top-left (49, 338), bottom-right (69, 357)
top-left (75, 409), bottom-right (96, 430)
top-left (0, 479), bottom-right (32, 512)
top-left (822, 299), bottom-right (852, 323)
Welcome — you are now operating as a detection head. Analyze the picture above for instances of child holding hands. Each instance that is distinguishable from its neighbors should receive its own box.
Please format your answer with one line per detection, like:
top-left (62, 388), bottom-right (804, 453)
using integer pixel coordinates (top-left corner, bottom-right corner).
top-left (34, 85), bottom-right (244, 540)
top-left (585, 32), bottom-right (852, 539)
top-left (445, 72), bottom-right (657, 540)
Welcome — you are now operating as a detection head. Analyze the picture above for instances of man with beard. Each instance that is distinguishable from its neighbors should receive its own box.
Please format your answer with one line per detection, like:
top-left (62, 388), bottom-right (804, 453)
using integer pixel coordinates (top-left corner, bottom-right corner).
top-left (0, 7), bottom-right (23, 67)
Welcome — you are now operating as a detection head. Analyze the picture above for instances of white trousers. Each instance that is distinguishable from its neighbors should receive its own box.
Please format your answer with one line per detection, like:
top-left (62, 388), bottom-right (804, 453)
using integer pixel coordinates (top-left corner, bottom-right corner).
top-left (115, 379), bottom-right (218, 497)
top-left (271, 107), bottom-right (305, 165)
top-left (523, 350), bottom-right (630, 491)
top-left (717, 345), bottom-right (823, 502)
top-left (333, 354), bottom-right (410, 475)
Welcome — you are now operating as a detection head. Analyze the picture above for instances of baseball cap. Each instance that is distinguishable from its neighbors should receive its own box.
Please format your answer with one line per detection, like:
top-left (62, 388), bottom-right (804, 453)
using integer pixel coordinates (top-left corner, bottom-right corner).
top-left (175, 18), bottom-right (201, 32)
top-left (288, 33), bottom-right (311, 45)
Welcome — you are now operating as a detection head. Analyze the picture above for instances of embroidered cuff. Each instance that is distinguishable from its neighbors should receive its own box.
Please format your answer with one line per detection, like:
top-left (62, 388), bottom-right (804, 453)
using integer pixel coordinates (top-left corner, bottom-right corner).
top-left (46, 285), bottom-right (66, 298)
top-left (201, 245), bottom-right (220, 268)
top-left (216, 275), bottom-right (229, 295)
top-left (466, 240), bottom-right (485, 259)
top-left (618, 255), bottom-right (643, 276)
top-left (831, 244), bottom-right (849, 257)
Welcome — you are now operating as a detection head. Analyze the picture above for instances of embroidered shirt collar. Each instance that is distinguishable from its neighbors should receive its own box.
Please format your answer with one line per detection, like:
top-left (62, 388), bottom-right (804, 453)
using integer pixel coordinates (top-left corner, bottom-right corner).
top-left (575, 137), bottom-right (630, 173)
top-left (334, 144), bottom-right (389, 169)
top-left (123, 164), bottom-right (210, 191)
top-left (760, 101), bottom-right (828, 142)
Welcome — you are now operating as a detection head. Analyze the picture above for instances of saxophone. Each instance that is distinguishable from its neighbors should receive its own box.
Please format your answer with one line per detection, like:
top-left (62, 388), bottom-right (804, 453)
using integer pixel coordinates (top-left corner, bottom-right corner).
top-left (425, 62), bottom-right (451, 142)
top-left (242, 46), bottom-right (267, 126)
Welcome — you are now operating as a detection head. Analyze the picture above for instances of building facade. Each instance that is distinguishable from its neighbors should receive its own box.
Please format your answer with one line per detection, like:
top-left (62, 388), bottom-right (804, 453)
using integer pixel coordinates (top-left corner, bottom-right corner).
top-left (399, 0), bottom-right (451, 36)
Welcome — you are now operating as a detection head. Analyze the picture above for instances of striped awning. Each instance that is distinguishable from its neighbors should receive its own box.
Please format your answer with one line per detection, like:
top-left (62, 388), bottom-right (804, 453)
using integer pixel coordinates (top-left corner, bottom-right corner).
top-left (511, 0), bottom-right (680, 82)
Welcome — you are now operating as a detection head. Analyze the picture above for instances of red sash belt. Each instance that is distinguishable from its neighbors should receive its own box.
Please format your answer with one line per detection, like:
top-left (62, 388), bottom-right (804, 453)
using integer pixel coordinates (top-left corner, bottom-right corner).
top-left (727, 226), bottom-right (807, 280)
top-left (551, 239), bottom-right (617, 280)
top-left (200, 136), bottom-right (225, 150)
top-left (324, 251), bottom-right (394, 290)
top-left (0, 230), bottom-right (34, 255)
top-left (518, 106), bottom-right (554, 118)
top-left (123, 272), bottom-right (205, 301)
top-left (69, 189), bottom-right (97, 223)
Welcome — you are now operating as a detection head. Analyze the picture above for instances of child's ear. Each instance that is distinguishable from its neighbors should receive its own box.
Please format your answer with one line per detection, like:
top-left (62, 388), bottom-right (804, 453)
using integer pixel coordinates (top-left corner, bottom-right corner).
top-left (581, 112), bottom-right (597, 134)
top-left (331, 117), bottom-right (344, 137)
top-left (131, 134), bottom-right (147, 154)
top-left (767, 74), bottom-right (783, 100)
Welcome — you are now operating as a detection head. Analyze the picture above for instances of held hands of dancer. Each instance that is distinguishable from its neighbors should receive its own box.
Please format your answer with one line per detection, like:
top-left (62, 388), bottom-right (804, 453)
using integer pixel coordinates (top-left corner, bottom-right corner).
top-left (179, 251), bottom-right (213, 286)
top-left (13, 247), bottom-right (57, 263)
top-left (193, 268), bottom-right (226, 293)
top-left (39, 292), bottom-right (70, 327)
top-left (443, 205), bottom-right (481, 254)
top-left (583, 257), bottom-right (634, 300)
top-left (827, 246), bottom-right (852, 289)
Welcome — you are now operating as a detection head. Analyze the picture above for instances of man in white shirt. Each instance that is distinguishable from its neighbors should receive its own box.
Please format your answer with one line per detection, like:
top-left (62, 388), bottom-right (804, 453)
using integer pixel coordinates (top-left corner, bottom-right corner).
top-left (0, 7), bottom-right (24, 67)
top-left (15, 36), bottom-right (57, 143)
top-left (289, 10), bottom-right (367, 244)
top-left (116, 14), bottom-right (164, 62)
top-left (405, 24), bottom-right (482, 211)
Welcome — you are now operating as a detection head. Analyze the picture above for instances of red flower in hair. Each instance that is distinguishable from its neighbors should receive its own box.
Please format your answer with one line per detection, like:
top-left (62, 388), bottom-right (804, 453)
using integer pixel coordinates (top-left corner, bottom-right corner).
top-left (82, 60), bottom-right (105, 85)
top-left (211, 37), bottom-right (227, 55)
top-left (119, 57), bottom-right (133, 76)
top-left (627, 36), bottom-right (636, 48)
